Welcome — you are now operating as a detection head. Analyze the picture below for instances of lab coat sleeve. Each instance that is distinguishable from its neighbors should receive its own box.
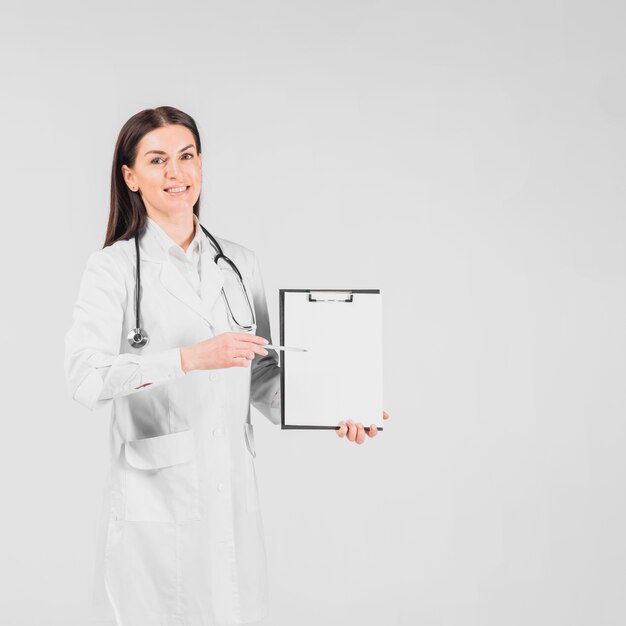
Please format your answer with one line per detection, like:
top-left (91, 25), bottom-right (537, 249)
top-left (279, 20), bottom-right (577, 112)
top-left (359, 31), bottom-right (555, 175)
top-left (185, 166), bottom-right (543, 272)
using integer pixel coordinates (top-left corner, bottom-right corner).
top-left (249, 252), bottom-right (281, 425)
top-left (64, 249), bottom-right (186, 412)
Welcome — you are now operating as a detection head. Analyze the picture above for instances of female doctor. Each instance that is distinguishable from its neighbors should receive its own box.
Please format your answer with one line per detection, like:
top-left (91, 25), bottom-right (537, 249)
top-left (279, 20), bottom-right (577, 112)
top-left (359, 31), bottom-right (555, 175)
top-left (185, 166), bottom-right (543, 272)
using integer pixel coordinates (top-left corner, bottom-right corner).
top-left (64, 105), bottom-right (390, 626)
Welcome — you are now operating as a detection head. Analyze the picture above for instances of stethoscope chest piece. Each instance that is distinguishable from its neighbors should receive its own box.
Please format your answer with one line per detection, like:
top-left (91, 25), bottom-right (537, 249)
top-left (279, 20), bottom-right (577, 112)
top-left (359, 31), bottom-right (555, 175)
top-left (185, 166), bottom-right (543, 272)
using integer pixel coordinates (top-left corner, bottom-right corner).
top-left (128, 327), bottom-right (149, 349)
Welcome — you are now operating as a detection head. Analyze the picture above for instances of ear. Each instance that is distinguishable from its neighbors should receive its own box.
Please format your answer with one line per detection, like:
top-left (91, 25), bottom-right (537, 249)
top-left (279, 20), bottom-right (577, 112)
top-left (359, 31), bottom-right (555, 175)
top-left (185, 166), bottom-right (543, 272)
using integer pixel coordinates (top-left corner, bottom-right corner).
top-left (121, 164), bottom-right (138, 192)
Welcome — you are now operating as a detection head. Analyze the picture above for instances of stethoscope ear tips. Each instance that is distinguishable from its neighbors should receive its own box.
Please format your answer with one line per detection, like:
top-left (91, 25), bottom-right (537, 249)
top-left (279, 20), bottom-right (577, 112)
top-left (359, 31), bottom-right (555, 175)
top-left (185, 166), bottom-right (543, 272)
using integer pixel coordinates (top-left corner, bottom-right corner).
top-left (128, 328), bottom-right (149, 349)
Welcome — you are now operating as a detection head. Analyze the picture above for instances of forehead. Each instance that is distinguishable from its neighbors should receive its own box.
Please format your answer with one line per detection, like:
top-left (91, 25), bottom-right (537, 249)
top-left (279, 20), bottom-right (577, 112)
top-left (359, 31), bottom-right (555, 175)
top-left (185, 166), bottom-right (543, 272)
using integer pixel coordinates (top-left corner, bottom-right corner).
top-left (138, 124), bottom-right (197, 153)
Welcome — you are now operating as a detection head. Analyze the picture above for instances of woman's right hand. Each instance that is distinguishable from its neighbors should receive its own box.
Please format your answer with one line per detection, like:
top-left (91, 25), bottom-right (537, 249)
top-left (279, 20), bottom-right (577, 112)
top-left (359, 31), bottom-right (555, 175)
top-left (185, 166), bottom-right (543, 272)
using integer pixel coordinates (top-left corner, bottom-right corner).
top-left (180, 332), bottom-right (269, 373)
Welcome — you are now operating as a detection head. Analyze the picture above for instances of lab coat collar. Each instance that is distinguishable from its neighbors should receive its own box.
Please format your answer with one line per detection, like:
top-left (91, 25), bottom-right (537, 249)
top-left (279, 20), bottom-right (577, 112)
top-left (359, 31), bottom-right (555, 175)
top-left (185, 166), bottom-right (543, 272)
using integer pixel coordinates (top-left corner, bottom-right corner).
top-left (141, 213), bottom-right (202, 261)
top-left (138, 214), bottom-right (225, 328)
top-left (145, 213), bottom-right (204, 260)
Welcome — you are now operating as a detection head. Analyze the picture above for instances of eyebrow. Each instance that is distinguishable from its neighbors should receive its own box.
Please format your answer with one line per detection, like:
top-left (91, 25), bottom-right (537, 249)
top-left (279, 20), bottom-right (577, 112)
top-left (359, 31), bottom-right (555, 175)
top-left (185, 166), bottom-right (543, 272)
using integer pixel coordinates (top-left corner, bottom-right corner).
top-left (143, 144), bottom-right (196, 157)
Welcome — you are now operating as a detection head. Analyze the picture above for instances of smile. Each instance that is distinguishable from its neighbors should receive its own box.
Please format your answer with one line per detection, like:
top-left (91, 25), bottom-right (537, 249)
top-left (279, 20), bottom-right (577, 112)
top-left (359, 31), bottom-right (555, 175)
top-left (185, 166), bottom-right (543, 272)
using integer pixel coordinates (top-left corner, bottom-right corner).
top-left (164, 185), bottom-right (190, 195)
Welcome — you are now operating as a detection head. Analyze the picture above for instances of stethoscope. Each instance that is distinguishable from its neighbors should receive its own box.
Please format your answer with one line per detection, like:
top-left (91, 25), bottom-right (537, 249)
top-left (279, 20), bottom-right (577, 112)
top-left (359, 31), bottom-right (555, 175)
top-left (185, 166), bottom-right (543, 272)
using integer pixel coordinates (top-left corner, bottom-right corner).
top-left (128, 223), bottom-right (256, 349)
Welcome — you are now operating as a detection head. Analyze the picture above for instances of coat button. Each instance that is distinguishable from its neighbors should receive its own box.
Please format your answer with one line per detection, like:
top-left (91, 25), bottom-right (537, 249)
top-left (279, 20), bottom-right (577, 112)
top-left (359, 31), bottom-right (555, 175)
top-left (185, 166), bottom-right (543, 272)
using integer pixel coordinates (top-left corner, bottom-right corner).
top-left (209, 373), bottom-right (218, 381)
top-left (217, 483), bottom-right (225, 492)
top-left (212, 427), bottom-right (224, 437)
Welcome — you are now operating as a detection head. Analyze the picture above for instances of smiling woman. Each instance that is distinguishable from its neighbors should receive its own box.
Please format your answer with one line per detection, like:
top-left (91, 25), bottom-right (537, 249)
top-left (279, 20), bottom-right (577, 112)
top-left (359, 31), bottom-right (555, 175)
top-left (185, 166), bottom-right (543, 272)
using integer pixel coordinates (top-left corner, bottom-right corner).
top-left (105, 111), bottom-right (205, 248)
top-left (127, 137), bottom-right (198, 198)
top-left (65, 105), bottom-right (389, 626)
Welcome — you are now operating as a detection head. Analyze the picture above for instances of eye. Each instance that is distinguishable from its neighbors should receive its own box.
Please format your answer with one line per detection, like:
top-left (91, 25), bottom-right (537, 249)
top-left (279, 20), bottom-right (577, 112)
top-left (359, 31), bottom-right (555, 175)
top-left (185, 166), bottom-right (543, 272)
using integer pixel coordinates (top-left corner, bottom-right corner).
top-left (182, 153), bottom-right (194, 160)
top-left (151, 157), bottom-right (164, 165)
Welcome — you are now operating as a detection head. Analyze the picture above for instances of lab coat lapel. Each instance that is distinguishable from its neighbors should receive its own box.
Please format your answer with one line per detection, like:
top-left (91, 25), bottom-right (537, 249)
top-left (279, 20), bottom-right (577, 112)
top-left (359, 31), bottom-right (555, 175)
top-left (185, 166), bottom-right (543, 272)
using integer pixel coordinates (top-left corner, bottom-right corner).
top-left (200, 247), bottom-right (225, 314)
top-left (158, 253), bottom-right (224, 328)
top-left (139, 221), bottom-right (226, 329)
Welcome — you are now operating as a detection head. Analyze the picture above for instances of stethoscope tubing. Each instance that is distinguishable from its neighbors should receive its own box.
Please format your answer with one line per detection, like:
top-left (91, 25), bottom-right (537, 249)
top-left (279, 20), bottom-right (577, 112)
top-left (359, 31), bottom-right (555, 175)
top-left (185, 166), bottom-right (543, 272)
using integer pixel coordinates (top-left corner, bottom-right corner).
top-left (128, 222), bottom-right (255, 349)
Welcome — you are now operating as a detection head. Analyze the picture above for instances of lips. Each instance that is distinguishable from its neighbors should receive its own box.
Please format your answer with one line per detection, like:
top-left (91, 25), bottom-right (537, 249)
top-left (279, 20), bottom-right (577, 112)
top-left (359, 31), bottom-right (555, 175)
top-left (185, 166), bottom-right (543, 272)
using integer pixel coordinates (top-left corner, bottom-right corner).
top-left (164, 185), bottom-right (190, 194)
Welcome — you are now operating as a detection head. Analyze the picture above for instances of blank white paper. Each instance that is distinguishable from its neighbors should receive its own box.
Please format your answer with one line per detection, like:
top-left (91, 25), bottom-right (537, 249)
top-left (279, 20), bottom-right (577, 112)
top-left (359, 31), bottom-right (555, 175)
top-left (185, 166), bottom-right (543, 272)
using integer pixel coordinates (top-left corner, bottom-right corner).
top-left (282, 290), bottom-right (383, 428)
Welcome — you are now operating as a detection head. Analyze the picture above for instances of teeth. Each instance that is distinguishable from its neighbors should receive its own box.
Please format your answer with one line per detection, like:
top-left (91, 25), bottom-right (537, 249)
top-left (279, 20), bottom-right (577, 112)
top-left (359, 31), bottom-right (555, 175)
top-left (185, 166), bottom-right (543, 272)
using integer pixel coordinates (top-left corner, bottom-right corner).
top-left (165, 186), bottom-right (187, 193)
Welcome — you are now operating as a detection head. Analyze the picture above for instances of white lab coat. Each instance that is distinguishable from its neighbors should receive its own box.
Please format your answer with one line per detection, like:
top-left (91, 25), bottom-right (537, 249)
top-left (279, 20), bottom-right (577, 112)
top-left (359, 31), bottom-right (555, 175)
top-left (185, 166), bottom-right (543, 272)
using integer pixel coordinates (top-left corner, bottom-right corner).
top-left (64, 224), bottom-right (281, 626)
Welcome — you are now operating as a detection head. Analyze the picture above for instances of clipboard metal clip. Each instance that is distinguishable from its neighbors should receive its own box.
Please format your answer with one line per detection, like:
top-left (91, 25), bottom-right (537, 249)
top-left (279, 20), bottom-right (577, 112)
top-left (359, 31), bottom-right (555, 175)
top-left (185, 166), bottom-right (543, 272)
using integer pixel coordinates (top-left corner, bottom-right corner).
top-left (308, 290), bottom-right (353, 303)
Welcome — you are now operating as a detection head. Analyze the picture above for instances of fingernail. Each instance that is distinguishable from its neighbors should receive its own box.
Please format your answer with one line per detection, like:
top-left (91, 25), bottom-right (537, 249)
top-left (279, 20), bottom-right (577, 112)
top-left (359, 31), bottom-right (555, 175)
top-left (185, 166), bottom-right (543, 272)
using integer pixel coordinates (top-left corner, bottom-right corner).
top-left (263, 338), bottom-right (269, 344)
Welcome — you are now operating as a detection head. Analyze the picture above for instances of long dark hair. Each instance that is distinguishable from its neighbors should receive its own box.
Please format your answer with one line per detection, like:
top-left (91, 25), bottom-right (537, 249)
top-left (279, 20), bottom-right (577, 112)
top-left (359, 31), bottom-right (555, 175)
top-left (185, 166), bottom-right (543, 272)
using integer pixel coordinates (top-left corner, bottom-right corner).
top-left (103, 106), bottom-right (203, 248)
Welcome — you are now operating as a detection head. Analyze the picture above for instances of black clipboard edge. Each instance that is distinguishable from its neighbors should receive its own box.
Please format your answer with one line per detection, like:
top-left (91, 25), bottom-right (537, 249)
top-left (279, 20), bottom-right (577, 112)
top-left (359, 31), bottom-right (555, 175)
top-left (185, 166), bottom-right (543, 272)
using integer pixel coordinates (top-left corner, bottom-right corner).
top-left (279, 288), bottom-right (383, 431)
top-left (282, 425), bottom-right (384, 432)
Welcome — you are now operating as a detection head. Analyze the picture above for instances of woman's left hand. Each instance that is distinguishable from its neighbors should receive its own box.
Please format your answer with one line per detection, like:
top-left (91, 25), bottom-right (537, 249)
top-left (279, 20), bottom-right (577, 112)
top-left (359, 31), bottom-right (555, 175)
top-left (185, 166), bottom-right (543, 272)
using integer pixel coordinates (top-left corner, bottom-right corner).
top-left (336, 410), bottom-right (390, 445)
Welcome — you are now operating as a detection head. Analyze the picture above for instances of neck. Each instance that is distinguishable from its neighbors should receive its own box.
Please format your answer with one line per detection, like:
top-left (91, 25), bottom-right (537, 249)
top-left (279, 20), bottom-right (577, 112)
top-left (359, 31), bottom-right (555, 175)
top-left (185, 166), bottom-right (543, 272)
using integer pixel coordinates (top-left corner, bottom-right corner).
top-left (147, 210), bottom-right (195, 252)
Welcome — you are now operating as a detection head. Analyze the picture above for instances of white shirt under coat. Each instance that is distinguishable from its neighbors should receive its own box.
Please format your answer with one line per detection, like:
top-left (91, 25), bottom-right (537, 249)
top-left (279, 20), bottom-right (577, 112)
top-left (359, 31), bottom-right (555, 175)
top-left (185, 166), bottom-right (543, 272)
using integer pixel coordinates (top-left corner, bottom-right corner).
top-left (146, 212), bottom-right (204, 297)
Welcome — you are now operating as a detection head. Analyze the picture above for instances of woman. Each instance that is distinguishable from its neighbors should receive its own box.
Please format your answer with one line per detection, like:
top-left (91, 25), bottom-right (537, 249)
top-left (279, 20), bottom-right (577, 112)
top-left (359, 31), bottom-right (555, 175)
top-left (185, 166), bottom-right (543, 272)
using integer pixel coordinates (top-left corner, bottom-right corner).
top-left (64, 105), bottom-right (389, 626)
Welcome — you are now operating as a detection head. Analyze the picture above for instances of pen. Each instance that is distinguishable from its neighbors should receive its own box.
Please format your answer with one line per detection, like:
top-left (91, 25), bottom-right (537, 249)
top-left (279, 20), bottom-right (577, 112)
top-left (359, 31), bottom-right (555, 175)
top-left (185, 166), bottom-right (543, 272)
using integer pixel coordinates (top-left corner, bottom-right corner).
top-left (264, 344), bottom-right (308, 352)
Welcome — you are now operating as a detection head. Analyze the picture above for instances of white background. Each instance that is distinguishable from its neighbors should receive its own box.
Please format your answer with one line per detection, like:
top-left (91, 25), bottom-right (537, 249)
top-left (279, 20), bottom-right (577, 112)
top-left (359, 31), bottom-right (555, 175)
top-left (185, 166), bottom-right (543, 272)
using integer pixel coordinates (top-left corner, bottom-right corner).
top-left (1, 1), bottom-right (625, 625)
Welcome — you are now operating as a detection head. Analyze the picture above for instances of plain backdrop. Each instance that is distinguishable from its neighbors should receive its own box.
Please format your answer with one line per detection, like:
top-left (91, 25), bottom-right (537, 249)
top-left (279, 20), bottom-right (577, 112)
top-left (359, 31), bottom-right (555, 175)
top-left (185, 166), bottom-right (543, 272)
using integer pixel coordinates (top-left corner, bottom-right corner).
top-left (1, 1), bottom-right (625, 625)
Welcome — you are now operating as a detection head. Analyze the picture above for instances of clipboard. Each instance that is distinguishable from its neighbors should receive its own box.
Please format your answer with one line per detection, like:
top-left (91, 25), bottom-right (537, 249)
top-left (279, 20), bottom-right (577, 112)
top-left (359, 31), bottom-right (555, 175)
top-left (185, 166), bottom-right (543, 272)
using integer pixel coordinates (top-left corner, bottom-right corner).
top-left (279, 289), bottom-right (383, 431)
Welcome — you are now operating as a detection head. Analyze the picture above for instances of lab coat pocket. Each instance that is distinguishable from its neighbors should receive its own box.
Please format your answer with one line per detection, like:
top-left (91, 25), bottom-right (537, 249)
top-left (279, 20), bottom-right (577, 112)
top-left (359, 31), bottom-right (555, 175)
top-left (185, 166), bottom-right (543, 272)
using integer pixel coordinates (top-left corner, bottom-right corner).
top-left (122, 429), bottom-right (201, 522)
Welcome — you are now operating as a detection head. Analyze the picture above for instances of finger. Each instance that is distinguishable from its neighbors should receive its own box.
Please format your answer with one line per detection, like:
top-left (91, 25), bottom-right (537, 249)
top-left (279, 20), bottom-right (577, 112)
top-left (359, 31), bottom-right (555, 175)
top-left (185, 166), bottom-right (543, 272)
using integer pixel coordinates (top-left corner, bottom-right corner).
top-left (232, 356), bottom-right (251, 367)
top-left (383, 410), bottom-right (390, 420)
top-left (239, 345), bottom-right (268, 356)
top-left (337, 421), bottom-right (347, 437)
top-left (367, 424), bottom-right (378, 438)
top-left (235, 348), bottom-right (268, 359)
top-left (234, 349), bottom-right (256, 360)
top-left (356, 423), bottom-right (365, 445)
top-left (346, 420), bottom-right (357, 442)
top-left (237, 333), bottom-right (269, 345)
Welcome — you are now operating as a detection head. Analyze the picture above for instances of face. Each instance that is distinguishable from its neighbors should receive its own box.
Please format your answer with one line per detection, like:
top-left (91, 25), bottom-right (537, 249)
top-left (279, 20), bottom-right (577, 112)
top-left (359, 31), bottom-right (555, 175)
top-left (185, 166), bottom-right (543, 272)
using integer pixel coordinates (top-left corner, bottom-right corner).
top-left (122, 124), bottom-right (202, 219)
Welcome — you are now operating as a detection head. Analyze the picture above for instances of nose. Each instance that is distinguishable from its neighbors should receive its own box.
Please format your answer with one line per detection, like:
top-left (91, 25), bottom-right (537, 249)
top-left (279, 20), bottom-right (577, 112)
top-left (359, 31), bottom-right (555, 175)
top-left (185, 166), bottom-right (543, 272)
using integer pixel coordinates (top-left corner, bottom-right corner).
top-left (165, 158), bottom-right (182, 179)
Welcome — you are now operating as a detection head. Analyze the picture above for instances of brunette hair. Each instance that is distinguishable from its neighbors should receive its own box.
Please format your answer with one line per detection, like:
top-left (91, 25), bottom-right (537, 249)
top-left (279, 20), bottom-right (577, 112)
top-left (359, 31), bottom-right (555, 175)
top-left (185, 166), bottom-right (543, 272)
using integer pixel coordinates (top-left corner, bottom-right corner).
top-left (103, 106), bottom-right (202, 248)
